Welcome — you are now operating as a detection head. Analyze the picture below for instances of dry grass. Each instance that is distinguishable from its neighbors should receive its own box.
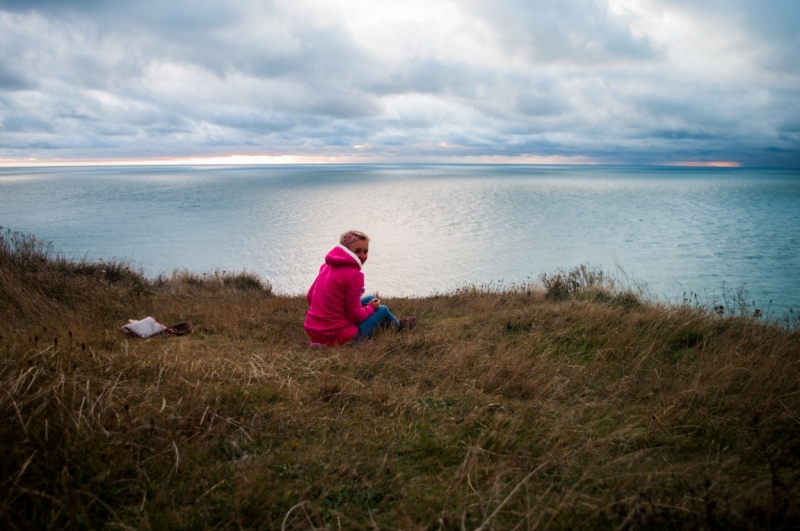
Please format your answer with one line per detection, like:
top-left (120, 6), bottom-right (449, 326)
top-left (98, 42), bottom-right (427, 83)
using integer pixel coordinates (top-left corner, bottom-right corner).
top-left (1, 229), bottom-right (799, 530)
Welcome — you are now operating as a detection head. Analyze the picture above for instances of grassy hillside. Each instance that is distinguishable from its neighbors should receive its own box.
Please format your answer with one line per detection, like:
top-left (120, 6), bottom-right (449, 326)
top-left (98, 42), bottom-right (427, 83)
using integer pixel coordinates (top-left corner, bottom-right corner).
top-left (1, 229), bottom-right (799, 530)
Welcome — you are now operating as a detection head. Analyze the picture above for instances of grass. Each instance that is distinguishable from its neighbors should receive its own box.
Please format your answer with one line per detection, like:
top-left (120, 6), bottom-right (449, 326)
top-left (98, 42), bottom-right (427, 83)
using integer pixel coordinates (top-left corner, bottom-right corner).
top-left (1, 228), bottom-right (799, 530)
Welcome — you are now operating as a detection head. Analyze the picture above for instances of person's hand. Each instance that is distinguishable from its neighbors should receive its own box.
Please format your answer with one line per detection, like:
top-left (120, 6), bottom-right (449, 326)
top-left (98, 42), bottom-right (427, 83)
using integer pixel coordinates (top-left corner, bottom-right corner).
top-left (368, 298), bottom-right (382, 310)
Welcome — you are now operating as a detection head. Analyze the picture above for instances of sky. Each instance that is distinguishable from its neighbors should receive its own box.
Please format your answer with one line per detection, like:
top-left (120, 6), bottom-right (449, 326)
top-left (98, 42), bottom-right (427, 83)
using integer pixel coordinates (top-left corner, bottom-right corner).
top-left (0, 0), bottom-right (799, 167)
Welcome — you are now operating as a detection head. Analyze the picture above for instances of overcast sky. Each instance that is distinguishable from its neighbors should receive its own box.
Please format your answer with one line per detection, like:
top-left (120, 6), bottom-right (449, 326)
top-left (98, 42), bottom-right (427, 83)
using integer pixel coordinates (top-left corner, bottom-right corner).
top-left (1, 0), bottom-right (798, 167)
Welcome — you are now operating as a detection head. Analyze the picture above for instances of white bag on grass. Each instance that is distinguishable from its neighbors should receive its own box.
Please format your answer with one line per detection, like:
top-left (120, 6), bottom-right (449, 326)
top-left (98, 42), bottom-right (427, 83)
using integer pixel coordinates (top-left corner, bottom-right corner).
top-left (120, 316), bottom-right (168, 338)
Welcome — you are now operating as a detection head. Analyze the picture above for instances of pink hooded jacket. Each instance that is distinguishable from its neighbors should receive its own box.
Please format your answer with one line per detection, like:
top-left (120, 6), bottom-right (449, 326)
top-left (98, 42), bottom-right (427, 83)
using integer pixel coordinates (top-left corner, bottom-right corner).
top-left (304, 245), bottom-right (375, 346)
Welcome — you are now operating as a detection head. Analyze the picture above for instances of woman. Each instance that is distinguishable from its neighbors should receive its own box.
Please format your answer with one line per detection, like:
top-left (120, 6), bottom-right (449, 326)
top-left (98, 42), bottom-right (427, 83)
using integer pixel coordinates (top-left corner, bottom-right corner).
top-left (304, 230), bottom-right (416, 346)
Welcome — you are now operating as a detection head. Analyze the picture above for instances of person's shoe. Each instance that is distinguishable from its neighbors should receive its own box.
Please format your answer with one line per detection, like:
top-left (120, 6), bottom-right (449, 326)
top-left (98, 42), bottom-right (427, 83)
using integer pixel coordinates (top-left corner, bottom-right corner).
top-left (397, 316), bottom-right (417, 332)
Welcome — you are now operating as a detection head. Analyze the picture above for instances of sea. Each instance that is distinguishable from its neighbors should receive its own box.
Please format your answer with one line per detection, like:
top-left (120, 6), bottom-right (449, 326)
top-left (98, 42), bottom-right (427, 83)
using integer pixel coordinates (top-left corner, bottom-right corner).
top-left (1, 164), bottom-right (799, 318)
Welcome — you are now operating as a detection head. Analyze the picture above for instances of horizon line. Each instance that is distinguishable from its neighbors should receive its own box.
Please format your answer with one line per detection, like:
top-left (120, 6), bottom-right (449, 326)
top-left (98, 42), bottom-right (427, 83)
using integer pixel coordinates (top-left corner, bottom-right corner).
top-left (0, 154), bottom-right (743, 168)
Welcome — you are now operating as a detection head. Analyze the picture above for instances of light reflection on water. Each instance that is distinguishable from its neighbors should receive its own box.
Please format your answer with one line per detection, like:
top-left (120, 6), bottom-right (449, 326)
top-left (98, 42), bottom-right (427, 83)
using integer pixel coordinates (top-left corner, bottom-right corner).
top-left (1, 164), bottom-right (798, 316)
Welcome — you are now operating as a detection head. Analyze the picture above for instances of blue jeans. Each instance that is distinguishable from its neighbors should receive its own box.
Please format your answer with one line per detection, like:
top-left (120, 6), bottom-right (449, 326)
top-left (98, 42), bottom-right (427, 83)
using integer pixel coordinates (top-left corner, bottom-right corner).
top-left (355, 295), bottom-right (400, 340)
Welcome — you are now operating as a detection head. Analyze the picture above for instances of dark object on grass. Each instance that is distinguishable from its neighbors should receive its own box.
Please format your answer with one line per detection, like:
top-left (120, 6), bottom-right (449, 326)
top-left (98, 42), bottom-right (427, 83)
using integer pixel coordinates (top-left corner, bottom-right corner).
top-left (167, 322), bottom-right (192, 336)
top-left (397, 316), bottom-right (417, 332)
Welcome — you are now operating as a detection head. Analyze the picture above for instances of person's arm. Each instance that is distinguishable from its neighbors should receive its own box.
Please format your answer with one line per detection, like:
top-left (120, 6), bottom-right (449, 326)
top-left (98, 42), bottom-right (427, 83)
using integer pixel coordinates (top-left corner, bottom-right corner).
top-left (306, 277), bottom-right (317, 306)
top-left (344, 273), bottom-right (374, 323)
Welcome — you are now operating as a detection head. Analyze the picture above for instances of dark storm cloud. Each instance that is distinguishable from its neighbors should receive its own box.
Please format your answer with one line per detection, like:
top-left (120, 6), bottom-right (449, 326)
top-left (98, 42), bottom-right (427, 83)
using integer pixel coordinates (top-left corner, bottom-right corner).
top-left (1, 114), bottom-right (55, 133)
top-left (0, 63), bottom-right (35, 90)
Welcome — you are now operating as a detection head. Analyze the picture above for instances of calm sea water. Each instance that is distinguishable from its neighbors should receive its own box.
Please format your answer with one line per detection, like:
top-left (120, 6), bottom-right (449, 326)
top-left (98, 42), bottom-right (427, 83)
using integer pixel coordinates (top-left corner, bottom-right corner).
top-left (1, 164), bottom-right (799, 316)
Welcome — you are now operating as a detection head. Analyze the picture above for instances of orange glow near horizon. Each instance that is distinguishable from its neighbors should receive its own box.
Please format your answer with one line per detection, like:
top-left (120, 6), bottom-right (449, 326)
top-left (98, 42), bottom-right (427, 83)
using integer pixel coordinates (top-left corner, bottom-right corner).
top-left (665, 161), bottom-right (742, 168)
top-left (0, 154), bottom-right (367, 167)
top-left (452, 154), bottom-right (599, 165)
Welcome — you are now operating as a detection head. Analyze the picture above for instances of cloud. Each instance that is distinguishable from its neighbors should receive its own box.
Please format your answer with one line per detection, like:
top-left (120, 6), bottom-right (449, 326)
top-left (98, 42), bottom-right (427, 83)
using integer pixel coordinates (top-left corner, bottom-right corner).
top-left (0, 64), bottom-right (36, 91)
top-left (658, 0), bottom-right (800, 74)
top-left (1, 114), bottom-right (55, 133)
top-left (0, 0), bottom-right (104, 12)
top-left (0, 0), bottom-right (798, 166)
top-left (462, 0), bottom-right (661, 65)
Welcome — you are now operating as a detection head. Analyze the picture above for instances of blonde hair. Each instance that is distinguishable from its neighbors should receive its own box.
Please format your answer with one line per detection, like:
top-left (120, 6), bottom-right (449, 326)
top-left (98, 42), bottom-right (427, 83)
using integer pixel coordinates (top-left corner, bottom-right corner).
top-left (339, 230), bottom-right (369, 248)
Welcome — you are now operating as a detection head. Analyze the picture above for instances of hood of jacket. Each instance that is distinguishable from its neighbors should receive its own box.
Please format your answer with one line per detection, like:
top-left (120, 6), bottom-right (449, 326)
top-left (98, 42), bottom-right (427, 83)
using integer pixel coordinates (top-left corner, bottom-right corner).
top-left (324, 244), bottom-right (362, 269)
